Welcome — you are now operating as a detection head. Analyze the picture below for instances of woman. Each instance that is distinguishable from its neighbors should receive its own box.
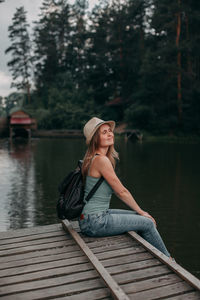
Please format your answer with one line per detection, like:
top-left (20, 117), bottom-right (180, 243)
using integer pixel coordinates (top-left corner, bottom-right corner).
top-left (79, 117), bottom-right (171, 258)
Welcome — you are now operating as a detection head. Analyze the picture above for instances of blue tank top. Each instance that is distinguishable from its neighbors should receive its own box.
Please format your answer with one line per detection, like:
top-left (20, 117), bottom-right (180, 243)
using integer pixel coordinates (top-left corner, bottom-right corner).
top-left (82, 175), bottom-right (113, 215)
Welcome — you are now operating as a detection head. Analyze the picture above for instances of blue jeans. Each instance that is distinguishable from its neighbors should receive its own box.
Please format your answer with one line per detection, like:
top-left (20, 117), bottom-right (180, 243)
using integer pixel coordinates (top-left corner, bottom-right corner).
top-left (79, 209), bottom-right (170, 257)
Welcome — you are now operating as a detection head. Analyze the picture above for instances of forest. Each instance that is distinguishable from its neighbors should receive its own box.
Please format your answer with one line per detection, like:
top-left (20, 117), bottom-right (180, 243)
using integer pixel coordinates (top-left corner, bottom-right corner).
top-left (1, 0), bottom-right (200, 135)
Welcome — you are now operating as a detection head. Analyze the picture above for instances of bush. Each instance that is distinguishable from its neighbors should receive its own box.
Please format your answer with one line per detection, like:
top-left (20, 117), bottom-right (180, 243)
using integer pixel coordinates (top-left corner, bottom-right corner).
top-left (32, 99), bottom-right (98, 130)
top-left (124, 104), bottom-right (155, 130)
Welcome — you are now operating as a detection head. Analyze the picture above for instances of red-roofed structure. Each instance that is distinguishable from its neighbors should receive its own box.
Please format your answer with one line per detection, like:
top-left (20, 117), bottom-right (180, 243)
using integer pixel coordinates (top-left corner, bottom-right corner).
top-left (10, 117), bottom-right (32, 125)
top-left (9, 110), bottom-right (37, 139)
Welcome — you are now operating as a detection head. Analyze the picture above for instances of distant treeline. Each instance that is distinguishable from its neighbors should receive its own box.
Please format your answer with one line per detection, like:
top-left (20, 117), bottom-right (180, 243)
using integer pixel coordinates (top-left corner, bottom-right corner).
top-left (2, 0), bottom-right (200, 134)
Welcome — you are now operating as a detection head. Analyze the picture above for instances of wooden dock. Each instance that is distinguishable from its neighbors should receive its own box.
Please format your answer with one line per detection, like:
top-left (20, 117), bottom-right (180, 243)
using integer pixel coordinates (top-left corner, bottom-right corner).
top-left (0, 220), bottom-right (199, 299)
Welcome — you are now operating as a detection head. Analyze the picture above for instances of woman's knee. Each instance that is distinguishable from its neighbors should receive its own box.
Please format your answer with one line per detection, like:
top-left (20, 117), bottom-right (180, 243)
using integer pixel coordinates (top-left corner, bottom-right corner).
top-left (143, 217), bottom-right (155, 229)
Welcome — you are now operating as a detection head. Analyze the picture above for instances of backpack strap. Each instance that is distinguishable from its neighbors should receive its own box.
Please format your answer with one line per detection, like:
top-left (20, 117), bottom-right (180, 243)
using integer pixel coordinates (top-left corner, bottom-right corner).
top-left (85, 153), bottom-right (104, 202)
top-left (85, 176), bottom-right (104, 202)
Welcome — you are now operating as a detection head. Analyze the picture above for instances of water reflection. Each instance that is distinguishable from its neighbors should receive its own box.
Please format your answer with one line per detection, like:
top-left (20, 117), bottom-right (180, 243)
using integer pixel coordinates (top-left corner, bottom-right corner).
top-left (0, 140), bottom-right (36, 230)
top-left (0, 138), bottom-right (86, 231)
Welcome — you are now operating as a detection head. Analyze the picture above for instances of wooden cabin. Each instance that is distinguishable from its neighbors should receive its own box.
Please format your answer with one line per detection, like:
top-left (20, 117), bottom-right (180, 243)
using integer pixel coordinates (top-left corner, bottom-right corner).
top-left (9, 110), bottom-right (37, 139)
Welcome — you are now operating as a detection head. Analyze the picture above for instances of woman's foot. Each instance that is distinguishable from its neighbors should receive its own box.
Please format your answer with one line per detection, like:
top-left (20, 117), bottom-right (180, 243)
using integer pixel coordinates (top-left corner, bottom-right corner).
top-left (169, 256), bottom-right (176, 263)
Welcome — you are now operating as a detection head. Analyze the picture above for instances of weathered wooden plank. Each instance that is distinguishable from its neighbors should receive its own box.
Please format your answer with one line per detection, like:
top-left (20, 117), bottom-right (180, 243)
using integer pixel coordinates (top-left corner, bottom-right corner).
top-left (0, 257), bottom-right (90, 286)
top-left (91, 241), bottom-right (136, 252)
top-left (164, 291), bottom-right (200, 299)
top-left (83, 235), bottom-right (136, 245)
top-left (79, 235), bottom-right (134, 248)
top-left (101, 252), bottom-right (153, 266)
top-left (0, 265), bottom-right (180, 298)
top-left (128, 282), bottom-right (194, 300)
top-left (0, 268), bottom-right (102, 296)
top-left (57, 288), bottom-right (111, 300)
top-left (89, 242), bottom-right (136, 254)
top-left (0, 240), bottom-right (136, 266)
top-left (62, 219), bottom-right (130, 300)
top-left (0, 259), bottom-right (160, 287)
top-left (106, 258), bottom-right (161, 274)
top-left (0, 240), bottom-right (76, 257)
top-left (0, 224), bottom-right (62, 240)
top-left (122, 273), bottom-right (182, 294)
top-left (84, 235), bottom-right (135, 248)
top-left (96, 246), bottom-right (146, 260)
top-left (0, 255), bottom-right (91, 279)
top-left (0, 278), bottom-right (106, 300)
top-left (113, 265), bottom-right (172, 284)
top-left (0, 259), bottom-right (91, 286)
top-left (128, 231), bottom-right (200, 291)
top-left (0, 244), bottom-right (82, 264)
top-left (0, 230), bottom-right (68, 246)
top-left (70, 220), bottom-right (80, 229)
top-left (0, 249), bottom-right (85, 270)
top-left (0, 235), bottom-right (73, 251)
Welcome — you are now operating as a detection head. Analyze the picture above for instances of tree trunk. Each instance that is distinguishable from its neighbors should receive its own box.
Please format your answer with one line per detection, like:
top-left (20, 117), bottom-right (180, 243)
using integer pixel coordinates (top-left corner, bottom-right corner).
top-left (27, 82), bottom-right (31, 104)
top-left (185, 13), bottom-right (192, 75)
top-left (176, 0), bottom-right (182, 125)
top-left (118, 23), bottom-right (124, 82)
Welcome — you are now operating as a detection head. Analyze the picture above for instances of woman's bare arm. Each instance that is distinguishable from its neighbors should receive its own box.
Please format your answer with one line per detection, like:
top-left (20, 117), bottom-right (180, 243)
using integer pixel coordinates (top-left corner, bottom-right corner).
top-left (93, 155), bottom-right (156, 224)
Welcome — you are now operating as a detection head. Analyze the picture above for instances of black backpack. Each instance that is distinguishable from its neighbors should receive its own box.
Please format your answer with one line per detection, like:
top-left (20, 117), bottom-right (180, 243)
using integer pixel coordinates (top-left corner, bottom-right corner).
top-left (57, 160), bottom-right (104, 220)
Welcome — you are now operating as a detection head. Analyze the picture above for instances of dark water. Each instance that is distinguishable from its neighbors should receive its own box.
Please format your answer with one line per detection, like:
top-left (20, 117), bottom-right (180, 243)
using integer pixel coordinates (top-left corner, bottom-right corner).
top-left (0, 137), bottom-right (200, 279)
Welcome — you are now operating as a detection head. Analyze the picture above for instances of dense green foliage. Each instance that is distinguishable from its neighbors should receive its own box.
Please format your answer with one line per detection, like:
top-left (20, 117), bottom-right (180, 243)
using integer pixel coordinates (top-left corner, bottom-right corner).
top-left (2, 0), bottom-right (200, 134)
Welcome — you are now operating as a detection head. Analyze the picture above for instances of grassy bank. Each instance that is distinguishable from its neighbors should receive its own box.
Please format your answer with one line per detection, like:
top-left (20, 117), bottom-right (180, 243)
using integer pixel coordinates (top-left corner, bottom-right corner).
top-left (142, 131), bottom-right (200, 143)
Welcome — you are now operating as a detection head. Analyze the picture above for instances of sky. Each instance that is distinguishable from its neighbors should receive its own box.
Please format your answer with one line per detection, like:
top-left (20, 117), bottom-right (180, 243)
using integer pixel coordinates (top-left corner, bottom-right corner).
top-left (0, 0), bottom-right (98, 98)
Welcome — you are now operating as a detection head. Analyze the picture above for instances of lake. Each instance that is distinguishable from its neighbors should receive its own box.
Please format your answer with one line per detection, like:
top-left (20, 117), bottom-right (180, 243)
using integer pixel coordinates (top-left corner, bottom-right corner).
top-left (0, 137), bottom-right (199, 279)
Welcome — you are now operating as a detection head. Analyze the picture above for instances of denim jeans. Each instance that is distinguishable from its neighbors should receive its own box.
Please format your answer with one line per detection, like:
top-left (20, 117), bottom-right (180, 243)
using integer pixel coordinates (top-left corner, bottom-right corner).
top-left (79, 208), bottom-right (170, 257)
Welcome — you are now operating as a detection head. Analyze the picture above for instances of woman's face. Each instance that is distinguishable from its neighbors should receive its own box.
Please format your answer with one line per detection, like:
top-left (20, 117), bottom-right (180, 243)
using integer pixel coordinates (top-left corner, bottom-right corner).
top-left (98, 124), bottom-right (114, 147)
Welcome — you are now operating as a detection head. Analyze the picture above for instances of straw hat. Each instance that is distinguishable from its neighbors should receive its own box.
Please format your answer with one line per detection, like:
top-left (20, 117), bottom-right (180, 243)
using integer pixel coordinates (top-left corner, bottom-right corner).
top-left (83, 117), bottom-right (115, 144)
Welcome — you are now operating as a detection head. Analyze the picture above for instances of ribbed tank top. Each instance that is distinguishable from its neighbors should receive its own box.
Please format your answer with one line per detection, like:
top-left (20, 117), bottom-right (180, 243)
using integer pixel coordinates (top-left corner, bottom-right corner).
top-left (82, 175), bottom-right (113, 215)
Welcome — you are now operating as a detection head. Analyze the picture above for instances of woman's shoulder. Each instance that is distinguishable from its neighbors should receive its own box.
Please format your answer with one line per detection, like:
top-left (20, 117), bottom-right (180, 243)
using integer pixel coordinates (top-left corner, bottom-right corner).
top-left (94, 155), bottom-right (111, 166)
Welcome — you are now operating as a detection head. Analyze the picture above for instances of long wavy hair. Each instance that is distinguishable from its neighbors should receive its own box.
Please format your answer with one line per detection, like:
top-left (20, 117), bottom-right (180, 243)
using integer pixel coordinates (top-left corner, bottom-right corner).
top-left (82, 125), bottom-right (119, 179)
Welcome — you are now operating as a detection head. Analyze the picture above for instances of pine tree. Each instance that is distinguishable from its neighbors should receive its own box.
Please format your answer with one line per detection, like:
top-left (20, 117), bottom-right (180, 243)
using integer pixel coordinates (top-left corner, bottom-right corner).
top-left (125, 0), bottom-right (200, 134)
top-left (33, 0), bottom-right (73, 103)
top-left (0, 96), bottom-right (3, 115)
top-left (70, 0), bottom-right (89, 87)
top-left (152, 0), bottom-right (200, 132)
top-left (181, 0), bottom-right (200, 132)
top-left (5, 6), bottom-right (32, 103)
top-left (87, 0), bottom-right (146, 118)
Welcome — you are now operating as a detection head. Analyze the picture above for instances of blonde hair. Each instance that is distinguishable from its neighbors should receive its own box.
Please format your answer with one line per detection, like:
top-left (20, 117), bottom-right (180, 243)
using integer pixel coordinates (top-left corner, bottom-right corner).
top-left (82, 126), bottom-right (119, 179)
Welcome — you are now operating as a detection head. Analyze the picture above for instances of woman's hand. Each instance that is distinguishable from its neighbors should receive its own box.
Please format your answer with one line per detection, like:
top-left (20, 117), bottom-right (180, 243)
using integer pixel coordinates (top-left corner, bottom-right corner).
top-left (140, 211), bottom-right (157, 227)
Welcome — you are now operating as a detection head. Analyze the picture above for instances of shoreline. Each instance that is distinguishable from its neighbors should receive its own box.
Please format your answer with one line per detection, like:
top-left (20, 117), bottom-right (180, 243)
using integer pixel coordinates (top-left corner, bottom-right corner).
top-left (32, 129), bottom-right (200, 143)
top-left (32, 129), bottom-right (83, 138)
top-left (0, 129), bottom-right (200, 143)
